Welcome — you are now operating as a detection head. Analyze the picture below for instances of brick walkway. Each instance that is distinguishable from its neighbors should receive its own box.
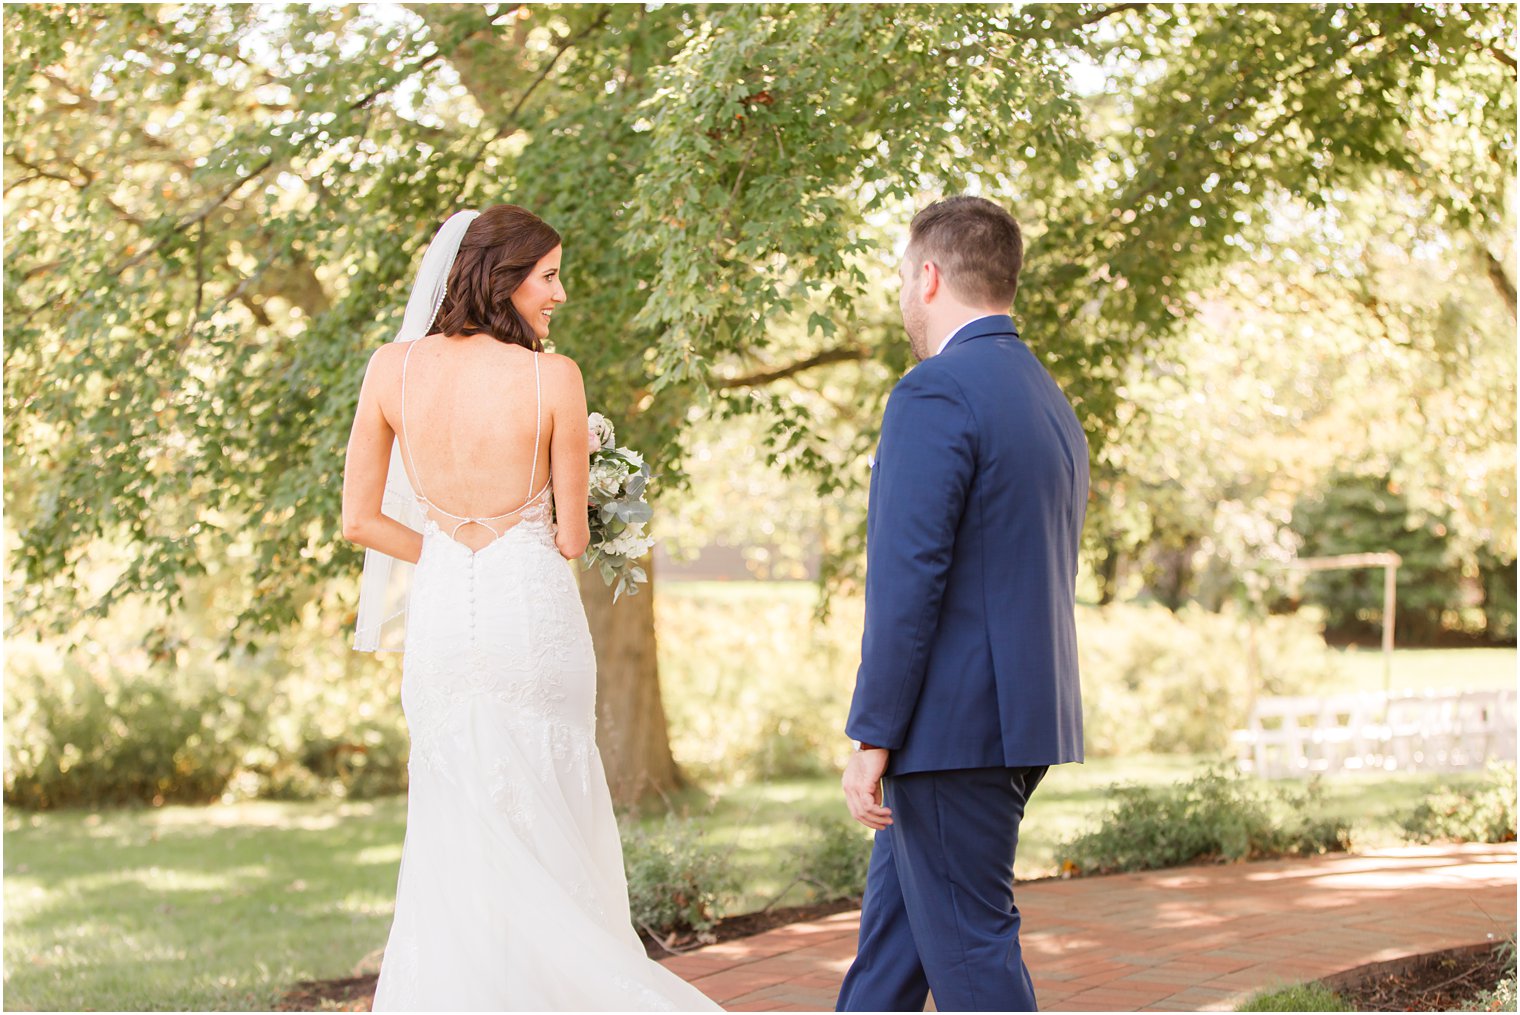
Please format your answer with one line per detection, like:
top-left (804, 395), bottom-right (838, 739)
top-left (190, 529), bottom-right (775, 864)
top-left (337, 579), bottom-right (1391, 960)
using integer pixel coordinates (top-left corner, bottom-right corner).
top-left (659, 843), bottom-right (1517, 1012)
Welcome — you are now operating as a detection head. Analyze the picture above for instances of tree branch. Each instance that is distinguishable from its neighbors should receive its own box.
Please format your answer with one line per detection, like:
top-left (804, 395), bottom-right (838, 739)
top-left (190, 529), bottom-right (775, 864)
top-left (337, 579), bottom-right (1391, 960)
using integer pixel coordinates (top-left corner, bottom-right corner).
top-left (7, 153), bottom-right (88, 190)
top-left (108, 156), bottom-right (273, 279)
top-left (715, 346), bottom-right (869, 388)
top-left (1082, 2), bottom-right (1148, 26)
top-left (405, 5), bottom-right (607, 137)
top-left (492, 9), bottom-right (612, 140)
top-left (104, 51), bottom-right (428, 284)
top-left (8, 152), bottom-right (149, 237)
top-left (40, 70), bottom-right (198, 172)
top-left (1480, 246), bottom-right (1517, 321)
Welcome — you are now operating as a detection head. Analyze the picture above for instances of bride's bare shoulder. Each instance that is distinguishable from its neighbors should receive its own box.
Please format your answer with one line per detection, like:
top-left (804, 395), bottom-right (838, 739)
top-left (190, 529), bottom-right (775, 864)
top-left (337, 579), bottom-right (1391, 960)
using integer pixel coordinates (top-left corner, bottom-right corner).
top-left (538, 350), bottom-right (585, 388)
top-left (358, 343), bottom-right (409, 401)
top-left (364, 341), bottom-right (410, 377)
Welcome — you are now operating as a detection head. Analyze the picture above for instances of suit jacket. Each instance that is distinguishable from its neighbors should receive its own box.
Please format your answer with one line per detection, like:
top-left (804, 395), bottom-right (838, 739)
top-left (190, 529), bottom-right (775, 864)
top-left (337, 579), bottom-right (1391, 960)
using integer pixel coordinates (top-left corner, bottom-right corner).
top-left (845, 314), bottom-right (1088, 775)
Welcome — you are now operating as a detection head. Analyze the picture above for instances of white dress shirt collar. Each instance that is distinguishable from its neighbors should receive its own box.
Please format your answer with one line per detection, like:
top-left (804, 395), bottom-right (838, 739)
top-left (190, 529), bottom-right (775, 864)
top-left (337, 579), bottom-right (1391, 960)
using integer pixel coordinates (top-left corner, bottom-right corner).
top-left (934, 313), bottom-right (1004, 357)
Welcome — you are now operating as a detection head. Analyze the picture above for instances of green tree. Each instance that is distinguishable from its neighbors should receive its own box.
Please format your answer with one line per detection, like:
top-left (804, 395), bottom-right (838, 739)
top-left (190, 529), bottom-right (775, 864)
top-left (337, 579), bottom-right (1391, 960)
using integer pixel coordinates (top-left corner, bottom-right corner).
top-left (1290, 470), bottom-right (1465, 644)
top-left (4, 4), bottom-right (1092, 800)
top-left (6, 4), bottom-right (1514, 797)
top-left (1093, 181), bottom-right (1515, 620)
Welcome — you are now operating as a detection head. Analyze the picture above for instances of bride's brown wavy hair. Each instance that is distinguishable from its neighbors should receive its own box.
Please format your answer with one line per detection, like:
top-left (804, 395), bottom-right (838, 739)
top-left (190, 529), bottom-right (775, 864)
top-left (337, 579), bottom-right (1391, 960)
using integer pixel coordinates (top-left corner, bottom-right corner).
top-left (431, 204), bottom-right (561, 352)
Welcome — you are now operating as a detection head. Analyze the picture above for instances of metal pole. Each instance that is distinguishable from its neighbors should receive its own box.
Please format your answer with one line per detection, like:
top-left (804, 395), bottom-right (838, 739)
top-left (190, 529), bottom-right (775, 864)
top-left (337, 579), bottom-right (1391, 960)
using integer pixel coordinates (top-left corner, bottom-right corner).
top-left (1382, 561), bottom-right (1398, 701)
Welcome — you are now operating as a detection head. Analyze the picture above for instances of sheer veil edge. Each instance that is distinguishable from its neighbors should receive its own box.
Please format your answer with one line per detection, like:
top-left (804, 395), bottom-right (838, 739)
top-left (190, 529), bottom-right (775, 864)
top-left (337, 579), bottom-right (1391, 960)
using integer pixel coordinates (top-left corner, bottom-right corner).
top-left (352, 210), bottom-right (481, 653)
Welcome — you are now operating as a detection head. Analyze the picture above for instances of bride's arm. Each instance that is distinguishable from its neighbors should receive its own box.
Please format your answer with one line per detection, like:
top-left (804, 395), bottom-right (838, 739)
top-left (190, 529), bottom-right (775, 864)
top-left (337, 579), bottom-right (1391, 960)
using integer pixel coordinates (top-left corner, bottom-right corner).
top-left (547, 354), bottom-right (590, 560)
top-left (342, 349), bottom-right (424, 563)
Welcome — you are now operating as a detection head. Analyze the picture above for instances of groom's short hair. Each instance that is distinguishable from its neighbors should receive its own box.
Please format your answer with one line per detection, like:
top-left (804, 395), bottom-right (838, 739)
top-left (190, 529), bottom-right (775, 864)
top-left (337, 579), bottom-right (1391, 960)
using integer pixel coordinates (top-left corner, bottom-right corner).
top-left (906, 196), bottom-right (1023, 308)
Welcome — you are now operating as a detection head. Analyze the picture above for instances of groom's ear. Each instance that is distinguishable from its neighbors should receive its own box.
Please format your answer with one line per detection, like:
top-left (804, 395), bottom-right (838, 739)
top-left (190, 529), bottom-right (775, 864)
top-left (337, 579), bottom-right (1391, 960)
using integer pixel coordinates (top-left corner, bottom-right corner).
top-left (920, 260), bottom-right (942, 302)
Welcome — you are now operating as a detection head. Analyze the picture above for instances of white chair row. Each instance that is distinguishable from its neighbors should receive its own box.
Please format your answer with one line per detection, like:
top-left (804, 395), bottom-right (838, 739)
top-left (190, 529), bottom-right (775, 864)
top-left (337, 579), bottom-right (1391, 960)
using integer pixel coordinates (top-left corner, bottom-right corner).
top-left (1233, 689), bottom-right (1517, 779)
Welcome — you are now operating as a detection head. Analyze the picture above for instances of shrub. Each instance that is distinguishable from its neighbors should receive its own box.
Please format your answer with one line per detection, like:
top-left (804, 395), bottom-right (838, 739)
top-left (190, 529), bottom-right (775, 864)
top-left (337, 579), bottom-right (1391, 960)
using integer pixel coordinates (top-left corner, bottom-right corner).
top-left (1401, 762), bottom-right (1517, 844)
top-left (296, 726), bottom-right (410, 800)
top-left (659, 587), bottom-right (1341, 779)
top-left (1464, 937), bottom-right (1517, 1013)
top-left (1055, 767), bottom-right (1351, 876)
top-left (4, 662), bottom-right (252, 809)
top-left (795, 817), bottom-right (873, 901)
top-left (5, 625), bottom-right (410, 809)
top-left (621, 815), bottom-right (738, 936)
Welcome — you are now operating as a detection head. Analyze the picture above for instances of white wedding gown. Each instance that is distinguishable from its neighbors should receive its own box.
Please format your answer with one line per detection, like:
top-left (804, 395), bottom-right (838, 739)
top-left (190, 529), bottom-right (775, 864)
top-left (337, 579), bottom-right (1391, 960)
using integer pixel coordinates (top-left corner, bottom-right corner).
top-left (371, 345), bottom-right (720, 1012)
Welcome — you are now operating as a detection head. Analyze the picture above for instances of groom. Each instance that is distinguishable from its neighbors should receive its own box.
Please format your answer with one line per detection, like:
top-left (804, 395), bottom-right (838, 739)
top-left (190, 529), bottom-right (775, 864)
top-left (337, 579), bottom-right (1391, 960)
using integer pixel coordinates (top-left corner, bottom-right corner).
top-left (837, 196), bottom-right (1088, 1013)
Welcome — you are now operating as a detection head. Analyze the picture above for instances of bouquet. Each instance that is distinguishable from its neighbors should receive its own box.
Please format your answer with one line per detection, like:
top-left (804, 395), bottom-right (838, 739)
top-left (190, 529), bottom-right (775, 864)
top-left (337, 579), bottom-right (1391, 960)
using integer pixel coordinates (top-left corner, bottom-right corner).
top-left (582, 412), bottom-right (654, 601)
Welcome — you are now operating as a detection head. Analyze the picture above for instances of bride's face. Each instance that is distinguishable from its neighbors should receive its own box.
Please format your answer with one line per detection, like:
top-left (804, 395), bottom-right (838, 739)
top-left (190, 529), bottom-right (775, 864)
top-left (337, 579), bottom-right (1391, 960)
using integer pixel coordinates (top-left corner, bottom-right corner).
top-left (511, 245), bottom-right (567, 341)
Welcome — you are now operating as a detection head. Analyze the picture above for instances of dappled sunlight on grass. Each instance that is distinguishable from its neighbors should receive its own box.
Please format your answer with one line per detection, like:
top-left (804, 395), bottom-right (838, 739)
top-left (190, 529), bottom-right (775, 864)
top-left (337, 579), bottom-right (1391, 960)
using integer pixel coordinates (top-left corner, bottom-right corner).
top-left (144, 798), bottom-right (383, 829)
top-left (352, 844), bottom-right (404, 866)
top-left (59, 864), bottom-right (268, 895)
top-left (4, 796), bottom-right (408, 1010)
top-left (5, 757), bottom-right (1501, 1009)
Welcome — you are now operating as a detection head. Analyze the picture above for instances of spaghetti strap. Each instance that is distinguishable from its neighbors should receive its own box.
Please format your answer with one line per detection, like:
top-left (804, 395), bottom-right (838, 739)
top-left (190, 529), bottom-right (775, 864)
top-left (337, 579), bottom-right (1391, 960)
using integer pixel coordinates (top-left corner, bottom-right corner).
top-left (527, 351), bottom-right (542, 499)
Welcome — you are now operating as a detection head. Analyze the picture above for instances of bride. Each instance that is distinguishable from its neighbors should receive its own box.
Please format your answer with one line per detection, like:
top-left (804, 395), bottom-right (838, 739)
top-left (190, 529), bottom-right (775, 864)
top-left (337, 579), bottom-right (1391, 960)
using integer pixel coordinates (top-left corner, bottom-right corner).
top-left (342, 205), bottom-right (721, 1012)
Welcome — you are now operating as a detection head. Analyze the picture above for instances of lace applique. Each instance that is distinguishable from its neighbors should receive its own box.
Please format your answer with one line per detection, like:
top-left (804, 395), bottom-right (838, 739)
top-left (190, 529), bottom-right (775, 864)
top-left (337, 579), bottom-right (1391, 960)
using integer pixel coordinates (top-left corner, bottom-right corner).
top-left (401, 669), bottom-right (457, 783)
top-left (416, 494), bottom-right (557, 555)
top-left (569, 733), bottom-right (596, 795)
top-left (487, 757), bottom-right (536, 830)
top-left (493, 673), bottom-right (570, 715)
top-left (375, 922), bottom-right (420, 1009)
top-left (612, 974), bottom-right (680, 1012)
top-left (568, 878), bottom-right (608, 923)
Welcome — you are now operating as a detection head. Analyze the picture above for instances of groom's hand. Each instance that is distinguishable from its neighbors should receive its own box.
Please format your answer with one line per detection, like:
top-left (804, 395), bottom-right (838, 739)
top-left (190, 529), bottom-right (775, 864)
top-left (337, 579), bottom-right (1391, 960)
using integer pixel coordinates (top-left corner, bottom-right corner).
top-left (842, 748), bottom-right (893, 831)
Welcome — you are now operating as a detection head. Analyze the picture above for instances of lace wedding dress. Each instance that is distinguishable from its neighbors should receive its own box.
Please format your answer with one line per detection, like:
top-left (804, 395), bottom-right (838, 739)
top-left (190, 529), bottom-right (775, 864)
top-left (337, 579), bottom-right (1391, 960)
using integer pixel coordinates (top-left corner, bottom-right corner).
top-left (371, 342), bottom-right (720, 1012)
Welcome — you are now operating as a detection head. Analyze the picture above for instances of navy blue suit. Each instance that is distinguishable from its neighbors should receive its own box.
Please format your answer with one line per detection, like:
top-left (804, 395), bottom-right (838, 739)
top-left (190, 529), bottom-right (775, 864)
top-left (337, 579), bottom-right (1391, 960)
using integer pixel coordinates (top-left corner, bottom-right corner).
top-left (839, 314), bottom-right (1088, 1012)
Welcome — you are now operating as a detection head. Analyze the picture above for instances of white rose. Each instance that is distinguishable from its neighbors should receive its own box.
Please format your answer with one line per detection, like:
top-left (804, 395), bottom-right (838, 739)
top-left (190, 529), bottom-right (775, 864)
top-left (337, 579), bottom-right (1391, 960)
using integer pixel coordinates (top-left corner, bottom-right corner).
top-left (589, 459), bottom-right (628, 500)
top-left (587, 412), bottom-right (616, 451)
top-left (606, 526), bottom-right (654, 558)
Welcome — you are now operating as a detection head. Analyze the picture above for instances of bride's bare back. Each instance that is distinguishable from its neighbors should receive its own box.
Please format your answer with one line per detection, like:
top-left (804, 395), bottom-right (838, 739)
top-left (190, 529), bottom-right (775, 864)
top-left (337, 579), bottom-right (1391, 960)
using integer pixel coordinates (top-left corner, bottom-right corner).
top-left (394, 335), bottom-right (550, 550)
top-left (342, 332), bottom-right (590, 559)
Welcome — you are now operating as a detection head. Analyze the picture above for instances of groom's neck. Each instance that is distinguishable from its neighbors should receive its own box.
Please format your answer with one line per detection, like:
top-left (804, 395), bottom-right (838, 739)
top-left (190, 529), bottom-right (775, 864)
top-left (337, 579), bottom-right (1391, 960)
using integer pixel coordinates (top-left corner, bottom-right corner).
top-left (926, 305), bottom-right (1010, 356)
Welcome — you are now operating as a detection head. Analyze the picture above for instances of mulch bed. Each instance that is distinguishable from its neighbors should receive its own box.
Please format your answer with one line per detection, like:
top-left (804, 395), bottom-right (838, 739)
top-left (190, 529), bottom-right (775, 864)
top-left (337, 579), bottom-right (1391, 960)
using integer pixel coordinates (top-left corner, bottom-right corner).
top-left (272, 898), bottom-right (861, 1011)
top-left (638, 897), bottom-right (860, 960)
top-left (1322, 941), bottom-right (1513, 1012)
top-left (275, 975), bottom-right (374, 1012)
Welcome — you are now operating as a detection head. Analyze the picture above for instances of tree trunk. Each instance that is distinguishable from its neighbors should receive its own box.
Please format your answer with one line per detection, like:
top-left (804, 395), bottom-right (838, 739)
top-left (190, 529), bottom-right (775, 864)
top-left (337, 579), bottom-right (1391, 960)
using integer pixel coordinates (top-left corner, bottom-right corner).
top-left (1096, 535), bottom-right (1121, 606)
top-left (577, 556), bottom-right (682, 808)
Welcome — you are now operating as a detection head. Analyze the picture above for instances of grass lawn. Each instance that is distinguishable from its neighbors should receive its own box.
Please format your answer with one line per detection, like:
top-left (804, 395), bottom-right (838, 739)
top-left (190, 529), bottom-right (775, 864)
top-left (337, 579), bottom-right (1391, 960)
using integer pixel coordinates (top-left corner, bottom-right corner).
top-left (3, 798), bottom-right (407, 1011)
top-left (3, 761), bottom-right (1500, 1011)
top-left (7, 581), bottom-right (1509, 1010)
top-left (1322, 646), bottom-right (1515, 694)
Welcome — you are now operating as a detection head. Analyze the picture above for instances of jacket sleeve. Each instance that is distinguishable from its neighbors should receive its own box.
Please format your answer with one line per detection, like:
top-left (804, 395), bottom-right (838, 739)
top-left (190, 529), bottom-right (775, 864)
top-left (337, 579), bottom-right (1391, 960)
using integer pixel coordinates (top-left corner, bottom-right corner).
top-left (845, 364), bottom-right (976, 749)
